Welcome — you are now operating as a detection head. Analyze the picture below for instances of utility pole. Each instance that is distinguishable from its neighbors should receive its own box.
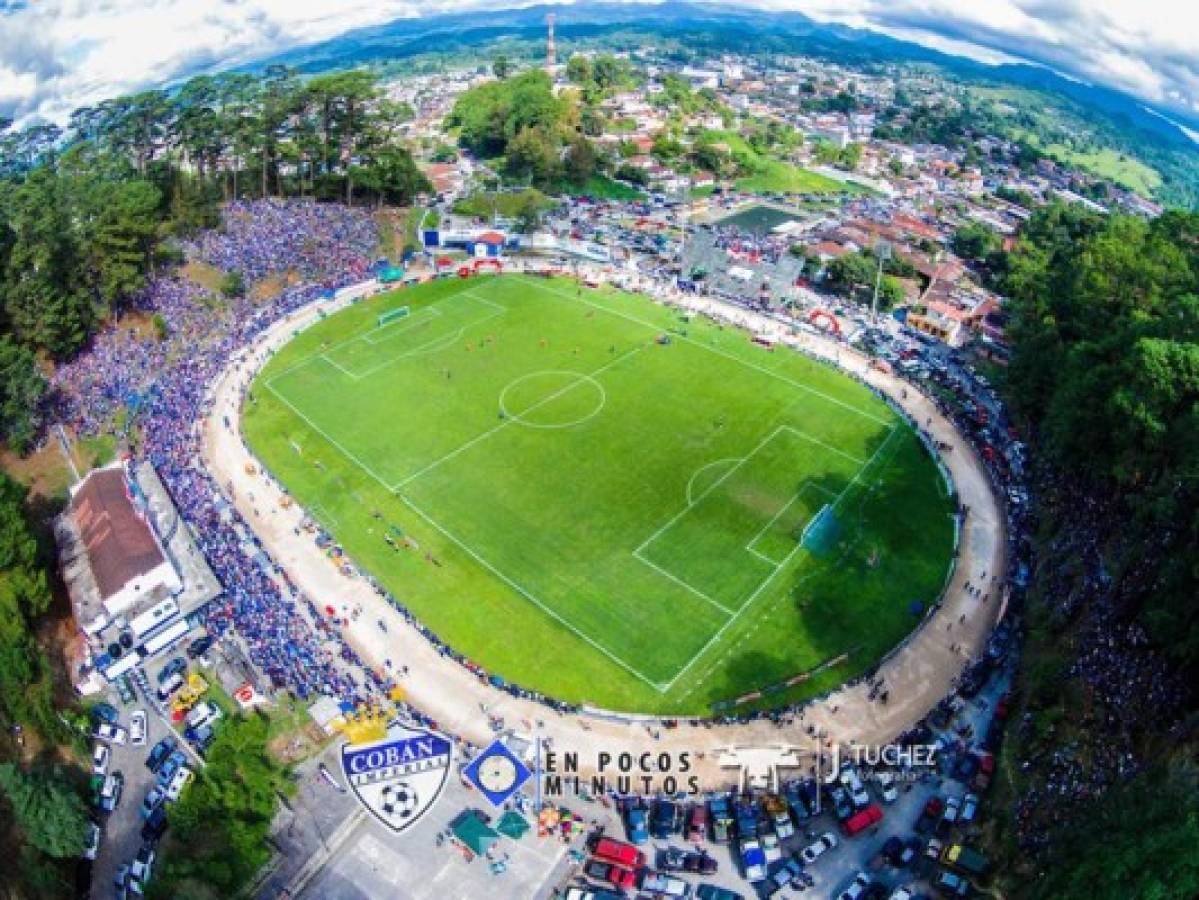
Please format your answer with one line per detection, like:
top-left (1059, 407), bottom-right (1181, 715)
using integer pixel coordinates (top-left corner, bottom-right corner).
top-left (871, 240), bottom-right (892, 324)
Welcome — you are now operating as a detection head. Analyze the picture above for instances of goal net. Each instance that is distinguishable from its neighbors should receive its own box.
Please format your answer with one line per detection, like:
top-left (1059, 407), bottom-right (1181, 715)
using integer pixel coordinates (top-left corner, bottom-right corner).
top-left (377, 306), bottom-right (410, 327)
top-left (798, 503), bottom-right (843, 557)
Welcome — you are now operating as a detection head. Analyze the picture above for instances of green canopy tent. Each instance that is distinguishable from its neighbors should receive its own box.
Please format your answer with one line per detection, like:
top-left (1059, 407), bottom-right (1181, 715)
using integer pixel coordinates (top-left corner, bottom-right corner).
top-left (496, 810), bottom-right (530, 840)
top-left (451, 812), bottom-right (500, 856)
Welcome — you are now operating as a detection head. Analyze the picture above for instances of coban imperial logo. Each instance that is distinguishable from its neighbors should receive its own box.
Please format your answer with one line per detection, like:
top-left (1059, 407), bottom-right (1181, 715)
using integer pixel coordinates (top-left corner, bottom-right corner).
top-left (339, 718), bottom-right (454, 834)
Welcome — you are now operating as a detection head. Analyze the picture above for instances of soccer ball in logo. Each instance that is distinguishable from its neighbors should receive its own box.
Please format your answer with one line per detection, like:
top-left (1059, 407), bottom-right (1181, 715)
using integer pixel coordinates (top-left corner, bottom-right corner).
top-left (379, 781), bottom-right (419, 822)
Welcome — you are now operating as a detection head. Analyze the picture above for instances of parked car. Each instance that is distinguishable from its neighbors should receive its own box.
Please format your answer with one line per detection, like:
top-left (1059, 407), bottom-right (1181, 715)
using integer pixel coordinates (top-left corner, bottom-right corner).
top-left (695, 887), bottom-right (744, 900)
top-left (145, 736), bottom-right (176, 773)
top-left (875, 771), bottom-right (899, 803)
top-left (882, 835), bottom-right (917, 868)
top-left (141, 805), bottom-right (168, 843)
top-left (837, 871), bottom-right (874, 900)
top-left (960, 793), bottom-right (979, 824)
top-left (686, 803), bottom-right (708, 842)
top-left (709, 796), bottom-right (734, 843)
top-left (934, 871), bottom-right (971, 897)
top-left (165, 766), bottom-right (193, 802)
top-left (941, 796), bottom-right (962, 829)
top-left (583, 860), bottom-right (637, 891)
top-left (99, 771), bottom-right (124, 812)
top-left (683, 850), bottom-right (718, 875)
top-left (761, 832), bottom-right (782, 863)
top-left (763, 794), bottom-right (794, 838)
top-left (116, 675), bottom-right (136, 705)
top-left (91, 743), bottom-right (111, 776)
top-left (592, 836), bottom-right (645, 869)
top-left (157, 657), bottom-right (187, 684)
top-left (769, 857), bottom-right (805, 892)
top-left (800, 831), bottom-right (838, 864)
top-left (93, 721), bottom-right (129, 745)
top-left (639, 870), bottom-right (690, 897)
top-left (130, 844), bottom-right (155, 887)
top-left (186, 636), bottom-right (214, 659)
top-left (129, 710), bottom-right (147, 746)
top-left (651, 799), bottom-right (681, 839)
top-left (843, 803), bottom-right (884, 837)
top-left (92, 703), bottom-right (120, 725)
top-left (141, 786), bottom-right (165, 820)
top-left (739, 838), bottom-right (766, 882)
top-left (829, 785), bottom-right (854, 820)
top-left (157, 752), bottom-right (186, 786)
top-left (626, 804), bottom-right (649, 845)
top-left (185, 700), bottom-right (222, 731)
top-left (114, 864), bottom-right (131, 900)
top-left (82, 821), bottom-right (101, 860)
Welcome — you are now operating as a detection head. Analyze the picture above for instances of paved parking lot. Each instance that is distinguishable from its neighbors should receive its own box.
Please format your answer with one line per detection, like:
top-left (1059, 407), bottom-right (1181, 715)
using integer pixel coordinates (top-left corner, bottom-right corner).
top-left (248, 658), bottom-right (1010, 900)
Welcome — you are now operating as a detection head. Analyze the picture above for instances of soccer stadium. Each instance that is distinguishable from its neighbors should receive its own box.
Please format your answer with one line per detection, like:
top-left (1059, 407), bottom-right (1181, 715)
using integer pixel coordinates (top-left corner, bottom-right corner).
top-left (243, 274), bottom-right (957, 714)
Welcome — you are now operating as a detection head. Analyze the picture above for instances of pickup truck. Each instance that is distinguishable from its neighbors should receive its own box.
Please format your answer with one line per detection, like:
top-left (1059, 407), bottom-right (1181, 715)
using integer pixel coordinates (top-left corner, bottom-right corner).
top-left (941, 844), bottom-right (990, 877)
top-left (734, 799), bottom-right (758, 841)
top-left (763, 794), bottom-right (794, 839)
top-left (915, 797), bottom-right (944, 834)
top-left (740, 839), bottom-right (767, 882)
top-left (709, 797), bottom-right (733, 843)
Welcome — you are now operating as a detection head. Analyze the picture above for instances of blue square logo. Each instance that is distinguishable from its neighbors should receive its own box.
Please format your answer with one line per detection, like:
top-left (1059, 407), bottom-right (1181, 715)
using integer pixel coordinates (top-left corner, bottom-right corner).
top-left (463, 739), bottom-right (532, 807)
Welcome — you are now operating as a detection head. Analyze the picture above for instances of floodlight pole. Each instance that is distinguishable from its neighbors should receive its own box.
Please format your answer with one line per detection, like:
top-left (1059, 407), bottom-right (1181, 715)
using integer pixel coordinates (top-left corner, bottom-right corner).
top-left (870, 240), bottom-right (892, 324)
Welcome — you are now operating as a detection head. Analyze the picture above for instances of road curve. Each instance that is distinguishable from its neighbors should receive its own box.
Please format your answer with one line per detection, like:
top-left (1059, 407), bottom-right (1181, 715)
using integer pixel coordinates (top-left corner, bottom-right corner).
top-left (200, 272), bottom-right (1006, 787)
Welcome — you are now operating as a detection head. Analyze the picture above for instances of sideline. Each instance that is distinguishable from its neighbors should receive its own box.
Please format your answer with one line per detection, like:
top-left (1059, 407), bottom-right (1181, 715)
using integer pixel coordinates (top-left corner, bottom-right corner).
top-left (198, 270), bottom-right (1008, 786)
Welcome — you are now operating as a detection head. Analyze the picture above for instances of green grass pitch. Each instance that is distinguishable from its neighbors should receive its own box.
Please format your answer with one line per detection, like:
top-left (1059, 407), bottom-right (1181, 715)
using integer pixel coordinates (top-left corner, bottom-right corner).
top-left (243, 275), bottom-right (956, 714)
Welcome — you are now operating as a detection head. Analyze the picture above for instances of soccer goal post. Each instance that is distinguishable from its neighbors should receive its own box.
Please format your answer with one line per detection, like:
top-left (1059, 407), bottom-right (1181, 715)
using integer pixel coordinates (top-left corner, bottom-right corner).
top-left (377, 306), bottom-right (410, 327)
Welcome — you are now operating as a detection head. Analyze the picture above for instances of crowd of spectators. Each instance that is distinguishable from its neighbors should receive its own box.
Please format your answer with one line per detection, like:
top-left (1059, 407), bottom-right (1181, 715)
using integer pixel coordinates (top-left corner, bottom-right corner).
top-left (188, 198), bottom-right (378, 286)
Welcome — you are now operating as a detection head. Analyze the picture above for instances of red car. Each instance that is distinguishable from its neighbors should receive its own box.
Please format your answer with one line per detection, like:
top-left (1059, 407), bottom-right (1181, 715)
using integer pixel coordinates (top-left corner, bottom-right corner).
top-left (686, 804), bottom-right (708, 843)
top-left (593, 836), bottom-right (646, 869)
top-left (583, 859), bottom-right (637, 891)
top-left (843, 803), bottom-right (883, 837)
top-left (994, 693), bottom-right (1012, 720)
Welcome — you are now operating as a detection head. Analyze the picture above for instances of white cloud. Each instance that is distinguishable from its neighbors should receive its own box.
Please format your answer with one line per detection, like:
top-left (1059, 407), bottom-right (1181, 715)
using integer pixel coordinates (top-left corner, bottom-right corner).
top-left (2, 0), bottom-right (1199, 127)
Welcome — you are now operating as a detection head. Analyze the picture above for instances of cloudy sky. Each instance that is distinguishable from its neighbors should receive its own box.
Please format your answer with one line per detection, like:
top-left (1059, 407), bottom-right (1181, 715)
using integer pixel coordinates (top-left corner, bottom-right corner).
top-left (2, 0), bottom-right (1198, 129)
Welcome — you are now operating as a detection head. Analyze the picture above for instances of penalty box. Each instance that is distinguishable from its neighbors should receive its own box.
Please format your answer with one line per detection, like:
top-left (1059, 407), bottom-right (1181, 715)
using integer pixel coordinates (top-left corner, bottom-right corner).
top-left (635, 426), bottom-right (862, 614)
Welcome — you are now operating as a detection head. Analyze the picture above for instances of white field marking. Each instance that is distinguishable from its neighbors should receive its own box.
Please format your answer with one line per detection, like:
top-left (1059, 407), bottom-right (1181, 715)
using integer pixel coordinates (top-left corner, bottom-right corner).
top-left (497, 370), bottom-right (607, 430)
top-left (674, 429), bottom-right (907, 701)
top-left (785, 430), bottom-right (867, 466)
top-left (659, 422), bottom-right (904, 694)
top-left (265, 280), bottom-right (479, 382)
top-left (685, 457), bottom-right (742, 505)
top-left (631, 549), bottom-right (736, 617)
top-left (390, 342), bottom-right (650, 492)
top-left (519, 275), bottom-right (892, 427)
top-left (362, 306), bottom-right (440, 344)
top-left (307, 503), bottom-right (340, 529)
top-left (746, 481), bottom-right (820, 566)
top-left (634, 425), bottom-right (789, 557)
top-left (328, 299), bottom-right (507, 381)
top-left (321, 354), bottom-right (359, 380)
top-left (262, 380), bottom-right (396, 492)
top-left (397, 492), bottom-right (669, 692)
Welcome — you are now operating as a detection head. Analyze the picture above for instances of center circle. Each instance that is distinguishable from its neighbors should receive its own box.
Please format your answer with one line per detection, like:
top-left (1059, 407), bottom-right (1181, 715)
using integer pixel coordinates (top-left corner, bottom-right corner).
top-left (498, 370), bottom-right (606, 429)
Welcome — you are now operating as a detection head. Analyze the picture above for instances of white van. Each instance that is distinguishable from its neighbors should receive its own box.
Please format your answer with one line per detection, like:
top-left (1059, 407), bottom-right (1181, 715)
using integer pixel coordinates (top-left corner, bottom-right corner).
top-left (185, 700), bottom-right (222, 731)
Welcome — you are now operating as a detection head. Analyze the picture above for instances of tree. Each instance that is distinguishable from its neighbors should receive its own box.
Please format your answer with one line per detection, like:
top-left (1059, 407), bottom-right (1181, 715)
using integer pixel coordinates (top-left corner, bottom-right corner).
top-left (566, 55), bottom-right (592, 86)
top-left (492, 55), bottom-right (512, 80)
top-left (505, 126), bottom-right (560, 186)
top-left (219, 270), bottom-right (245, 299)
top-left (0, 765), bottom-right (91, 859)
top-left (0, 336), bottom-right (46, 453)
top-left (952, 223), bottom-right (1000, 261)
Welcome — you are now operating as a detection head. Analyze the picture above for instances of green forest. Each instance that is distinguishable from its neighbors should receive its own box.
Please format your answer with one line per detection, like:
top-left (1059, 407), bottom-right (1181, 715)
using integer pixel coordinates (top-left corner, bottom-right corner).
top-left (0, 63), bottom-right (429, 898)
top-left (0, 67), bottom-right (429, 455)
top-left (987, 205), bottom-right (1199, 899)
